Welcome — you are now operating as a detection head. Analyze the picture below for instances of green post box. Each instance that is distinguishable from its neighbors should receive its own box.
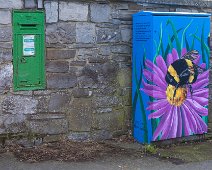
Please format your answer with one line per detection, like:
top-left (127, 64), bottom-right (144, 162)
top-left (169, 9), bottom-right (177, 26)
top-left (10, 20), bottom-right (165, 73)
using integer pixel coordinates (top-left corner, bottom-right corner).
top-left (12, 10), bottom-right (45, 91)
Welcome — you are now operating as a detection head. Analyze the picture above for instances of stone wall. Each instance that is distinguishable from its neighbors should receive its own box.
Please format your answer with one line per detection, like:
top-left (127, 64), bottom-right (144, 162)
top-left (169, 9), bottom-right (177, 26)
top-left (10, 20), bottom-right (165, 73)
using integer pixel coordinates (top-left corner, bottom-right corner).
top-left (0, 0), bottom-right (211, 144)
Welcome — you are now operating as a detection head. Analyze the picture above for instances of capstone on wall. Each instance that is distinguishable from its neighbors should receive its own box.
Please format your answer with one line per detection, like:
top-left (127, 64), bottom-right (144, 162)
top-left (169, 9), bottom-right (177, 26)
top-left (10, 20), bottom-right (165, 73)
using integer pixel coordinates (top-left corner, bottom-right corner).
top-left (0, 0), bottom-right (211, 144)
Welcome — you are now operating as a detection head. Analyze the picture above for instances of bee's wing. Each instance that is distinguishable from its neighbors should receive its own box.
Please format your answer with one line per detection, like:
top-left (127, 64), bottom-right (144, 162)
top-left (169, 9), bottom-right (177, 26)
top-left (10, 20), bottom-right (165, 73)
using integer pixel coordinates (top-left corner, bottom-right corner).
top-left (181, 50), bottom-right (199, 61)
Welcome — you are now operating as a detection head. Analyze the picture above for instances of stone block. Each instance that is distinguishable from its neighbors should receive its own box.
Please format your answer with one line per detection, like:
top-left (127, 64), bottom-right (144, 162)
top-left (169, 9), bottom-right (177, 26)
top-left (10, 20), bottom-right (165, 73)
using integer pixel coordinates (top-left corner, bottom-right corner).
top-left (121, 28), bottom-right (132, 42)
top-left (112, 55), bottom-right (131, 62)
top-left (0, 10), bottom-right (11, 24)
top-left (93, 96), bottom-right (120, 107)
top-left (44, 1), bottom-right (58, 23)
top-left (27, 114), bottom-right (66, 120)
top-left (97, 27), bottom-right (120, 43)
top-left (47, 73), bottom-right (77, 89)
top-left (93, 86), bottom-right (117, 96)
top-left (0, 48), bottom-right (12, 63)
top-left (68, 98), bottom-right (93, 131)
top-left (0, 25), bottom-right (12, 42)
top-left (43, 134), bottom-right (65, 143)
top-left (4, 121), bottom-right (27, 133)
top-left (99, 46), bottom-right (111, 56)
top-left (59, 2), bottom-right (88, 21)
top-left (48, 92), bottom-right (71, 112)
top-left (88, 55), bottom-right (109, 63)
top-left (24, 0), bottom-right (36, 8)
top-left (101, 61), bottom-right (118, 77)
top-left (82, 64), bottom-right (101, 82)
top-left (46, 60), bottom-right (69, 73)
top-left (46, 22), bottom-right (76, 45)
top-left (0, 64), bottom-right (12, 92)
top-left (111, 45), bottom-right (131, 54)
top-left (76, 23), bottom-right (96, 43)
top-left (26, 118), bottom-right (68, 134)
top-left (90, 3), bottom-right (111, 23)
top-left (11, 91), bottom-right (33, 96)
top-left (121, 88), bottom-right (132, 106)
top-left (117, 68), bottom-right (132, 87)
top-left (96, 108), bottom-right (112, 114)
top-left (114, 3), bottom-right (129, 10)
top-left (176, 8), bottom-right (192, 12)
top-left (69, 60), bottom-right (86, 67)
top-left (46, 48), bottom-right (76, 60)
top-left (113, 10), bottom-right (134, 21)
top-left (91, 130), bottom-right (112, 140)
top-left (72, 88), bottom-right (92, 98)
top-left (2, 114), bottom-right (27, 133)
top-left (0, 42), bottom-right (12, 48)
top-left (92, 111), bottom-right (127, 131)
top-left (36, 96), bottom-right (49, 113)
top-left (2, 96), bottom-right (38, 115)
top-left (78, 76), bottom-right (97, 89)
top-left (76, 48), bottom-right (98, 60)
top-left (0, 0), bottom-right (23, 9)
top-left (67, 132), bottom-right (91, 142)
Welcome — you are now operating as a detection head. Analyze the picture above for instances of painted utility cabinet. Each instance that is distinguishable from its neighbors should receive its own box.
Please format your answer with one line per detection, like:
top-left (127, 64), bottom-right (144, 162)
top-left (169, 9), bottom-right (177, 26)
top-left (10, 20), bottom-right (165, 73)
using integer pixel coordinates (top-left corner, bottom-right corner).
top-left (13, 10), bottom-right (45, 91)
top-left (132, 11), bottom-right (210, 143)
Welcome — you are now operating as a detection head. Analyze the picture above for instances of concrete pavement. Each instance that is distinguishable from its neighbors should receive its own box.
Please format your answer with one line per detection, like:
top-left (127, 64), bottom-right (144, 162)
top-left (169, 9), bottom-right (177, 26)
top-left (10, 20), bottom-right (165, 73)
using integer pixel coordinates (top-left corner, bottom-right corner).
top-left (0, 138), bottom-right (211, 170)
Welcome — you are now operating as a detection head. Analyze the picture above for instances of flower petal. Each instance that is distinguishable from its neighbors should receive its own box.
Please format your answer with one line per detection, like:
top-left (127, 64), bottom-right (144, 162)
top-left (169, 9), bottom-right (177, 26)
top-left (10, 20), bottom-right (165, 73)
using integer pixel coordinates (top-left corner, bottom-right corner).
top-left (193, 113), bottom-right (207, 133)
top-left (185, 99), bottom-right (208, 116)
top-left (192, 79), bottom-right (209, 90)
top-left (192, 88), bottom-right (208, 98)
top-left (181, 48), bottom-right (187, 56)
top-left (176, 107), bottom-right (182, 137)
top-left (168, 107), bottom-right (178, 139)
top-left (191, 110), bottom-right (204, 134)
top-left (152, 111), bottom-right (172, 141)
top-left (166, 53), bottom-right (173, 66)
top-left (181, 107), bottom-right (192, 135)
top-left (148, 104), bottom-right (170, 119)
top-left (142, 80), bottom-right (164, 92)
top-left (196, 70), bottom-right (209, 81)
top-left (143, 69), bottom-right (167, 89)
top-left (191, 96), bottom-right (208, 106)
top-left (145, 60), bottom-right (166, 82)
top-left (200, 63), bottom-right (206, 69)
top-left (172, 48), bottom-right (179, 62)
top-left (182, 104), bottom-right (197, 134)
top-left (156, 55), bottom-right (167, 75)
top-left (147, 99), bottom-right (169, 111)
top-left (160, 108), bottom-right (174, 140)
top-left (142, 89), bottom-right (166, 99)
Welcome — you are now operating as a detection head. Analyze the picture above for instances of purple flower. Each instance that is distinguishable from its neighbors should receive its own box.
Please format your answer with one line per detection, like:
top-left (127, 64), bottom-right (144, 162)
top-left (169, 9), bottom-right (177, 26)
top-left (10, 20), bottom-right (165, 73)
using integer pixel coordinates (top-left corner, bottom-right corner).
top-left (141, 48), bottom-right (208, 141)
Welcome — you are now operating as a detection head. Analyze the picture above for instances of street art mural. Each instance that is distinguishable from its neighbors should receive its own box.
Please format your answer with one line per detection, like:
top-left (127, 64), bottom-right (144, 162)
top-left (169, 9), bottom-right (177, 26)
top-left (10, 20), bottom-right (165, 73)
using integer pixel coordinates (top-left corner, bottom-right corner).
top-left (132, 11), bottom-right (210, 143)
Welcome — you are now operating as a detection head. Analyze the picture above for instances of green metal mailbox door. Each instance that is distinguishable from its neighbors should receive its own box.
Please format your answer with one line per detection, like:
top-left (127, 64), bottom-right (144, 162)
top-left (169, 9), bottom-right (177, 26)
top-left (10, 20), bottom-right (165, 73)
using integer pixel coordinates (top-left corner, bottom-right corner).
top-left (13, 10), bottom-right (45, 91)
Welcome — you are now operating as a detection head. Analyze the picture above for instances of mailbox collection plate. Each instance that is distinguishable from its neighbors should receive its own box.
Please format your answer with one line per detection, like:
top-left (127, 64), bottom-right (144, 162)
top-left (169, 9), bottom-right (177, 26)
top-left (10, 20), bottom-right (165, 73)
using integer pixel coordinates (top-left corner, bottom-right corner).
top-left (12, 10), bottom-right (45, 91)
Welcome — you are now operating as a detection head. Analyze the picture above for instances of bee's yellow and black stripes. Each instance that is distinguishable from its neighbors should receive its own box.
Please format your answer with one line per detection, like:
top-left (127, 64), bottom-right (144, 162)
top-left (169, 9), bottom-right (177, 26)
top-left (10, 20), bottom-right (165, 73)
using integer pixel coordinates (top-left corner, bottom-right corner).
top-left (168, 65), bottom-right (180, 83)
top-left (185, 59), bottom-right (194, 83)
top-left (167, 59), bottom-right (196, 86)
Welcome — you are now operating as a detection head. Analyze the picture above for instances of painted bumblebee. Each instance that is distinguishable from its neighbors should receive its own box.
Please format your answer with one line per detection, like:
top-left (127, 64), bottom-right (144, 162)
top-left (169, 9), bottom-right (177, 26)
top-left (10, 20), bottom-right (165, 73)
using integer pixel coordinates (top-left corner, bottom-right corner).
top-left (165, 50), bottom-right (205, 98)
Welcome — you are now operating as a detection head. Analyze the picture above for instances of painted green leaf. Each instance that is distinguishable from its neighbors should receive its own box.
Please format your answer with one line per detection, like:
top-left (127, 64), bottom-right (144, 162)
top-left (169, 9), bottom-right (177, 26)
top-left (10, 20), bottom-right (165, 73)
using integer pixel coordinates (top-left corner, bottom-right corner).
top-left (181, 19), bottom-right (193, 50)
top-left (153, 23), bottom-right (163, 63)
top-left (133, 57), bottom-right (148, 142)
top-left (164, 28), bottom-right (183, 61)
top-left (166, 19), bottom-right (181, 56)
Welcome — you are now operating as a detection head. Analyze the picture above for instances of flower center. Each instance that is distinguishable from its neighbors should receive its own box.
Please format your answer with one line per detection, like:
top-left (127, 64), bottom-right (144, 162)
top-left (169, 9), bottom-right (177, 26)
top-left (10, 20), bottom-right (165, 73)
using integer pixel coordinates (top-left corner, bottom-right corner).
top-left (166, 84), bottom-right (187, 106)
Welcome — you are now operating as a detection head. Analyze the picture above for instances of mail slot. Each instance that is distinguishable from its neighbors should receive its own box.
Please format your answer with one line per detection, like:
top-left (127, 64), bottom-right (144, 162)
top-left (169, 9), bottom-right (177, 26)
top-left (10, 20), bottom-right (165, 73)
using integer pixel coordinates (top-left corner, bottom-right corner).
top-left (12, 10), bottom-right (45, 91)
